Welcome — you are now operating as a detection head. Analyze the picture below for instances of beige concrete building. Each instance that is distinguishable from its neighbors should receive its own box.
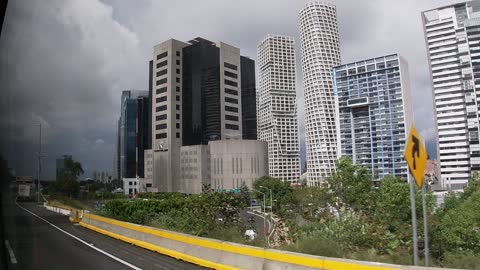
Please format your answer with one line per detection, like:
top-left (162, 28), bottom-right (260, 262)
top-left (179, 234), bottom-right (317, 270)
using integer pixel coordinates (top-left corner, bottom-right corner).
top-left (152, 39), bottom-right (188, 192)
top-left (209, 140), bottom-right (268, 191)
top-left (179, 145), bottom-right (211, 194)
top-left (178, 140), bottom-right (268, 194)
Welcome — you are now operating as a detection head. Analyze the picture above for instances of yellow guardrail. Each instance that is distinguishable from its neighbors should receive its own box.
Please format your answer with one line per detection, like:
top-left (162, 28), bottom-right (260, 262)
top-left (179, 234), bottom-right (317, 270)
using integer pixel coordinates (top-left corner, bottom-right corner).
top-left (81, 213), bottom-right (397, 270)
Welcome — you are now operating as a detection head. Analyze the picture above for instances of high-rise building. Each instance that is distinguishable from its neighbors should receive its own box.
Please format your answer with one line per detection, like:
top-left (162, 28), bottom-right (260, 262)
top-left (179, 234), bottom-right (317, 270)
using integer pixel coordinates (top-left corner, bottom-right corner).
top-left (118, 90), bottom-right (150, 179)
top-left (333, 54), bottom-right (413, 180)
top-left (422, 1), bottom-right (480, 189)
top-left (299, 1), bottom-right (341, 186)
top-left (151, 37), bottom-right (257, 191)
top-left (257, 35), bottom-right (300, 183)
top-left (241, 56), bottom-right (257, 140)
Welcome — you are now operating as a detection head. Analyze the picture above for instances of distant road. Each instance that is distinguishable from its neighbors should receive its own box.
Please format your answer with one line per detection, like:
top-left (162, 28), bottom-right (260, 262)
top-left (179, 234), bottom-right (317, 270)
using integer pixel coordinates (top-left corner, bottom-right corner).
top-left (1, 196), bottom-right (205, 270)
top-left (239, 209), bottom-right (272, 239)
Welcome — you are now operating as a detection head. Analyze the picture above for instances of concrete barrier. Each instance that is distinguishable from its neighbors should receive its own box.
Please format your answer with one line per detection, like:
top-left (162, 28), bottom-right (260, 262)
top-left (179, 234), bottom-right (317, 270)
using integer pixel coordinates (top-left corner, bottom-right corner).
top-left (44, 203), bottom-right (72, 216)
top-left (79, 212), bottom-right (445, 270)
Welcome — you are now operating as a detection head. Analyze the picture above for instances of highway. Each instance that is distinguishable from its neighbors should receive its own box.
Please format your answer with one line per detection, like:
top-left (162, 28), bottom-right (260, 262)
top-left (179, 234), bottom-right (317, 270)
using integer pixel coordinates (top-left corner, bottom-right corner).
top-left (1, 194), bottom-right (205, 270)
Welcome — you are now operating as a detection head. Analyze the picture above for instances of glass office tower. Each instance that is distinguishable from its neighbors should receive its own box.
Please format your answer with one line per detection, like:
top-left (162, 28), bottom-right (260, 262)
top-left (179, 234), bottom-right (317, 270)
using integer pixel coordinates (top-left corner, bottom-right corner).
top-left (118, 90), bottom-right (150, 179)
top-left (333, 54), bottom-right (413, 180)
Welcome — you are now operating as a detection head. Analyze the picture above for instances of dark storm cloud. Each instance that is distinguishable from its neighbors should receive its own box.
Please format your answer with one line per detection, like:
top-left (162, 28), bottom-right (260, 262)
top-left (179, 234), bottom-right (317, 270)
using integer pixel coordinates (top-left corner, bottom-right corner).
top-left (1, 0), bottom-right (460, 178)
top-left (1, 0), bottom-right (143, 178)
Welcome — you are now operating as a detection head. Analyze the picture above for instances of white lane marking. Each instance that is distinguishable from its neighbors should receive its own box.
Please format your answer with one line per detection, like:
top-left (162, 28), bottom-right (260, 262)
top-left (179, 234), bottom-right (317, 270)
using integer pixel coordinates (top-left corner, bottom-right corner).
top-left (16, 203), bottom-right (143, 270)
top-left (153, 263), bottom-right (170, 270)
top-left (4, 240), bottom-right (18, 264)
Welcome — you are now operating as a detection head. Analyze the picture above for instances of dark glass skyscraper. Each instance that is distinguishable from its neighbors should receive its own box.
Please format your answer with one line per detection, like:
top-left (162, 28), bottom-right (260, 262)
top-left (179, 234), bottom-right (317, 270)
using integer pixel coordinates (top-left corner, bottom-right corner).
top-left (180, 37), bottom-right (256, 146)
top-left (182, 39), bottom-right (221, 145)
top-left (241, 56), bottom-right (257, 140)
top-left (118, 90), bottom-right (150, 179)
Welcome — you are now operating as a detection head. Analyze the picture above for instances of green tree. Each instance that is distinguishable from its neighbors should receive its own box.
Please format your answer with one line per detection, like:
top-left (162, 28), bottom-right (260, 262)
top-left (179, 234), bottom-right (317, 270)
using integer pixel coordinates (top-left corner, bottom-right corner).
top-left (254, 176), bottom-right (294, 212)
top-left (54, 156), bottom-right (83, 198)
top-left (327, 156), bottom-right (375, 214)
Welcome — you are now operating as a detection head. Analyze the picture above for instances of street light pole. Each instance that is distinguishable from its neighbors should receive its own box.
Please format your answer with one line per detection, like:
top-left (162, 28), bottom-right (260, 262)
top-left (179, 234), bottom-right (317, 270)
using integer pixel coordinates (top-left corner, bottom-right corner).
top-left (259, 186), bottom-right (273, 215)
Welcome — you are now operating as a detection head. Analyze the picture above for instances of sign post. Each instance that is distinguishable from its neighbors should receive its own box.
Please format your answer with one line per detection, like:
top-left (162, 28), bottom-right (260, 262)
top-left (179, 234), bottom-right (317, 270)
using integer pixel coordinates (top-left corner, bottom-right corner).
top-left (404, 124), bottom-right (428, 266)
top-left (422, 182), bottom-right (429, 266)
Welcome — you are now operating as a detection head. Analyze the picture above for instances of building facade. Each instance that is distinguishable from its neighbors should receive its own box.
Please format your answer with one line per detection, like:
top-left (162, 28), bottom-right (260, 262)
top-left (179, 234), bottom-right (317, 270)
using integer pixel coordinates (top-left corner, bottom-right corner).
top-left (118, 90), bottom-right (150, 180)
top-left (422, 1), bottom-right (480, 189)
top-left (257, 35), bottom-right (301, 183)
top-left (299, 2), bottom-right (342, 186)
top-left (333, 54), bottom-right (414, 180)
top-left (151, 37), bottom-right (257, 192)
top-left (179, 145), bottom-right (211, 194)
top-left (178, 140), bottom-right (268, 194)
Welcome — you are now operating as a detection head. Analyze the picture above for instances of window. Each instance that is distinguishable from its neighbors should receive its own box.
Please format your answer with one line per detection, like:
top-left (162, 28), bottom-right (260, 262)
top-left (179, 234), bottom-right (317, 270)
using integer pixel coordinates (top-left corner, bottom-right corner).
top-left (176, 51), bottom-right (180, 56)
top-left (176, 104), bottom-right (180, 110)
top-left (225, 88), bottom-right (238, 96)
top-left (176, 114), bottom-right (180, 120)
top-left (224, 79), bottom-right (237, 87)
top-left (176, 132), bottom-right (180, 138)
top-left (156, 133), bottom-right (167, 139)
top-left (156, 87), bottom-right (167, 94)
top-left (176, 77), bottom-right (180, 83)
top-left (156, 96), bottom-right (167, 103)
top-left (225, 114), bottom-right (239, 121)
top-left (225, 106), bottom-right (238, 113)
top-left (156, 123), bottom-right (167, 130)
top-left (156, 78), bottom-right (167, 85)
top-left (224, 70), bottom-right (238, 79)
top-left (225, 124), bottom-right (239, 130)
top-left (156, 69), bottom-right (167, 77)
top-left (157, 51), bottom-right (168, 60)
top-left (224, 62), bottom-right (237, 70)
top-left (176, 95), bottom-right (180, 101)
top-left (176, 86), bottom-right (180, 92)
top-left (156, 60), bottom-right (167, 68)
top-left (225, 97), bottom-right (238, 104)
top-left (156, 114), bottom-right (167, 121)
top-left (156, 105), bottom-right (167, 112)
top-left (176, 123), bottom-right (180, 129)
top-left (176, 68), bottom-right (180, 74)
top-left (176, 59), bottom-right (180, 65)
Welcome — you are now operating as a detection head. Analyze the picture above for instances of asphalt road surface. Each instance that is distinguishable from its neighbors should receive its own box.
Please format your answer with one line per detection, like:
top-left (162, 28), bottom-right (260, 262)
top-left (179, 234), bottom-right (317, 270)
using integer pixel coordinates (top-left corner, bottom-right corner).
top-left (1, 194), bottom-right (205, 270)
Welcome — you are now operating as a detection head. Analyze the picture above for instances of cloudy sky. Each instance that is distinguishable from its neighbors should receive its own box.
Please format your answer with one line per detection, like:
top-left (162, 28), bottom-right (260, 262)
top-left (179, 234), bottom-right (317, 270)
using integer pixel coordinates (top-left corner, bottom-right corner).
top-left (0, 0), bottom-right (461, 179)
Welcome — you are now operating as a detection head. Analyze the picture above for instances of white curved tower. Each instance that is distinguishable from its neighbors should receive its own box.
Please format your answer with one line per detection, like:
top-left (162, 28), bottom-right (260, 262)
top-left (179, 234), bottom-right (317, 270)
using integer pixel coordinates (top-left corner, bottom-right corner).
top-left (299, 2), bottom-right (341, 185)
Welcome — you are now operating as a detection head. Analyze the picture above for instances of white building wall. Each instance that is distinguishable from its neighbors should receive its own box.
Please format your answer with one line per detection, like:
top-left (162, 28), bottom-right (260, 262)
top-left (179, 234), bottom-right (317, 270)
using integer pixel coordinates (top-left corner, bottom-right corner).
top-left (257, 35), bottom-right (301, 183)
top-left (299, 2), bottom-right (342, 186)
top-left (422, 2), bottom-right (480, 189)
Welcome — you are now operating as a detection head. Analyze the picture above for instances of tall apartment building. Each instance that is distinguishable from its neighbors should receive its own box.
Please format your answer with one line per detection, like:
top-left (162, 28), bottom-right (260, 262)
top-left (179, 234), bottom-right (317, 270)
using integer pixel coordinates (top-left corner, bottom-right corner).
top-left (333, 54), bottom-right (413, 180)
top-left (299, 2), bottom-right (342, 186)
top-left (117, 90), bottom-right (150, 180)
top-left (151, 37), bottom-right (257, 191)
top-left (422, 1), bottom-right (480, 189)
top-left (257, 35), bottom-right (300, 182)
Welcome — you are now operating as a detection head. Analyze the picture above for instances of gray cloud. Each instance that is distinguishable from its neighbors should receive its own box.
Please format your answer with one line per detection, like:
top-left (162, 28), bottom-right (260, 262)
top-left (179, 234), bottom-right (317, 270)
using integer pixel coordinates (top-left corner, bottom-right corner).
top-left (1, 0), bottom-right (456, 178)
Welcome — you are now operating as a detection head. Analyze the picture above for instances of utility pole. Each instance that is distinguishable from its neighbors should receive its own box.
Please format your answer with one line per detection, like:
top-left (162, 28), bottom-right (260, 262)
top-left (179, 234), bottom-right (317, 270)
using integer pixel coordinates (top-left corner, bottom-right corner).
top-left (36, 123), bottom-right (43, 204)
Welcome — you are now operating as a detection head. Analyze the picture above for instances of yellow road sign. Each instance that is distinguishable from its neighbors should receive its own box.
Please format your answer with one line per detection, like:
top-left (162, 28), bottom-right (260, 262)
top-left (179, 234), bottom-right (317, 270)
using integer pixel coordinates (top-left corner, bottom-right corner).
top-left (404, 125), bottom-right (428, 187)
